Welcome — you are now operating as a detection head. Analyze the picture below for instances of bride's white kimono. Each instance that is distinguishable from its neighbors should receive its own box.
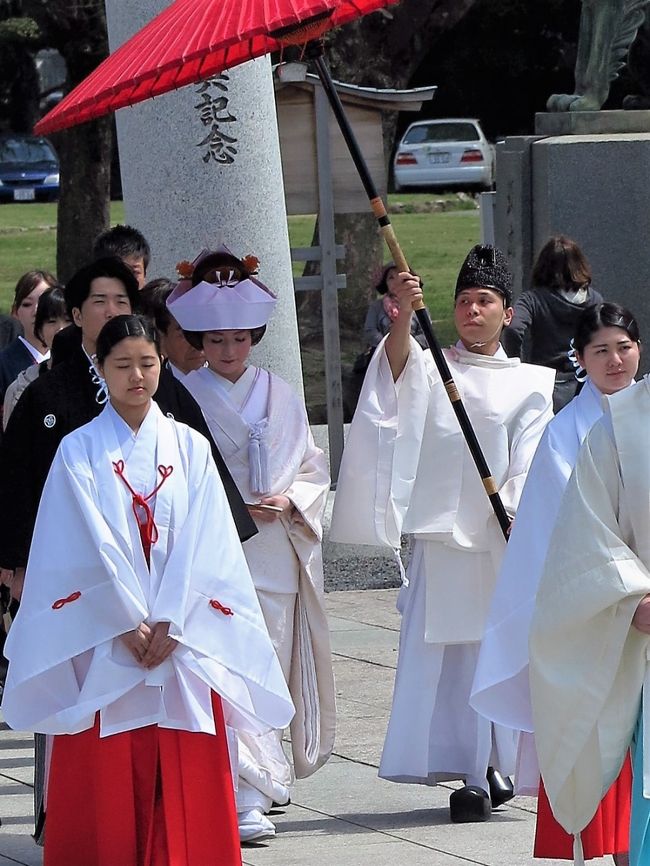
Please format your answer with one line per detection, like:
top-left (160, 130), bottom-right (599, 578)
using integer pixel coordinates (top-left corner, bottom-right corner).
top-left (471, 378), bottom-right (605, 793)
top-left (331, 336), bottom-right (554, 787)
top-left (2, 401), bottom-right (294, 738)
top-left (183, 364), bottom-right (335, 812)
top-left (530, 377), bottom-right (650, 861)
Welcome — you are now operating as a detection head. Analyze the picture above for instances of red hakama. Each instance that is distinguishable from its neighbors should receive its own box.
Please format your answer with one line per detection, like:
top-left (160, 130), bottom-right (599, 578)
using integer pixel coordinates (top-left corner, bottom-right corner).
top-left (534, 754), bottom-right (632, 859)
top-left (44, 692), bottom-right (241, 866)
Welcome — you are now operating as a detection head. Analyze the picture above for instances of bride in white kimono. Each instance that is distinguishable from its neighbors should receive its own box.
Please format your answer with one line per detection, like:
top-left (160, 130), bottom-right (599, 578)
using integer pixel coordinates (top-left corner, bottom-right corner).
top-left (168, 249), bottom-right (335, 842)
top-left (472, 302), bottom-right (640, 863)
top-left (1, 314), bottom-right (294, 866)
top-left (331, 246), bottom-right (554, 822)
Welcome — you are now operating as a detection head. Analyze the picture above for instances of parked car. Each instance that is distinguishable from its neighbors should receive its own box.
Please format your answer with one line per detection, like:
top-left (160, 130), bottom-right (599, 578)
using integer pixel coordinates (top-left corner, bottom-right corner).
top-left (0, 134), bottom-right (59, 203)
top-left (393, 118), bottom-right (495, 192)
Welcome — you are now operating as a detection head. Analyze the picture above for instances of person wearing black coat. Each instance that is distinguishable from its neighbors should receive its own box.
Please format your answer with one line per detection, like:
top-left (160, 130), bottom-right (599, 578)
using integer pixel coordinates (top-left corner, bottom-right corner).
top-left (0, 337), bottom-right (36, 401)
top-left (0, 315), bottom-right (21, 351)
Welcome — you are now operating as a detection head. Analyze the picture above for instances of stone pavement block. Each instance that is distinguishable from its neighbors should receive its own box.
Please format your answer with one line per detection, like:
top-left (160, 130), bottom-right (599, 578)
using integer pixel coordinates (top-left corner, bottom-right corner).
top-left (243, 835), bottom-right (468, 866)
top-left (0, 835), bottom-right (41, 866)
top-left (332, 656), bottom-right (395, 707)
top-left (326, 589), bottom-right (402, 631)
top-left (331, 627), bottom-right (399, 669)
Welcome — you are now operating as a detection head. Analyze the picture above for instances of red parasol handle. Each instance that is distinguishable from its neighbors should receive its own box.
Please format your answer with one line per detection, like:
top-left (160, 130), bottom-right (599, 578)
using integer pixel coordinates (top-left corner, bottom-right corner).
top-left (306, 44), bottom-right (510, 539)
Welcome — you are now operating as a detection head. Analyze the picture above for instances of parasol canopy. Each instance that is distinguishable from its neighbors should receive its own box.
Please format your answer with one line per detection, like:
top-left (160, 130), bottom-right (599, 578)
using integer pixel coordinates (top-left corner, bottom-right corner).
top-left (34, 0), bottom-right (397, 135)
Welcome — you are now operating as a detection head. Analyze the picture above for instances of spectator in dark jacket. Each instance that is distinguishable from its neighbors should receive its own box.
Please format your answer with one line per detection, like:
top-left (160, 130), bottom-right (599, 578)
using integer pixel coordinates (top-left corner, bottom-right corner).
top-left (502, 235), bottom-right (603, 412)
top-left (0, 315), bottom-right (21, 350)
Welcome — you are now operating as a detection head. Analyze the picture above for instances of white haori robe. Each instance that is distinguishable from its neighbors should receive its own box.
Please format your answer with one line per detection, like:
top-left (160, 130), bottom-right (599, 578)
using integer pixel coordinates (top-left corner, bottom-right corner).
top-left (529, 376), bottom-right (650, 843)
top-left (183, 365), bottom-right (335, 782)
top-left (330, 337), bottom-right (554, 786)
top-left (2, 401), bottom-right (294, 739)
top-left (471, 378), bottom-right (606, 794)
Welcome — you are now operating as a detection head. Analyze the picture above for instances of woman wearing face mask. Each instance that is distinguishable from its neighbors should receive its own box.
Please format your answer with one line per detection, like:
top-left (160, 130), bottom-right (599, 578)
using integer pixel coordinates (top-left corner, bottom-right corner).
top-left (472, 302), bottom-right (642, 864)
top-left (502, 235), bottom-right (603, 412)
top-left (3, 285), bottom-right (70, 429)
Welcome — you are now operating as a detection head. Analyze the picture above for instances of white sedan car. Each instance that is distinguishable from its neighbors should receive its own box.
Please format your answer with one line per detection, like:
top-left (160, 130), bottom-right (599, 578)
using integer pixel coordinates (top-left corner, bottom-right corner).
top-left (393, 118), bottom-right (495, 192)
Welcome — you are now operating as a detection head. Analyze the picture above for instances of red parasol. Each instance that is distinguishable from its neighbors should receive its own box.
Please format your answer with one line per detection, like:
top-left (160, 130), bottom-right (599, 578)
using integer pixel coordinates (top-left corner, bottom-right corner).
top-left (34, 1), bottom-right (395, 135)
top-left (35, 0), bottom-right (511, 538)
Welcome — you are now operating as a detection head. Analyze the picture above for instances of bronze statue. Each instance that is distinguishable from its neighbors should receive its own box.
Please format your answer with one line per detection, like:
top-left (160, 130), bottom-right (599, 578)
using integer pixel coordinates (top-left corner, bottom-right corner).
top-left (548, 0), bottom-right (650, 111)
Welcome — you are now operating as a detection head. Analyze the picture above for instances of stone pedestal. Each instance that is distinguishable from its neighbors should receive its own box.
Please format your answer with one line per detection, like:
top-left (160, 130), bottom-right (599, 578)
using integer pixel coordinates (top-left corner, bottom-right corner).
top-left (495, 111), bottom-right (650, 372)
top-left (104, 0), bottom-right (304, 395)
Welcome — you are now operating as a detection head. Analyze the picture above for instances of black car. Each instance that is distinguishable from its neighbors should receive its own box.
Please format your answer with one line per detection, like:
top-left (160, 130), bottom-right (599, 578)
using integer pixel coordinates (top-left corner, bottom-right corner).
top-left (0, 134), bottom-right (59, 203)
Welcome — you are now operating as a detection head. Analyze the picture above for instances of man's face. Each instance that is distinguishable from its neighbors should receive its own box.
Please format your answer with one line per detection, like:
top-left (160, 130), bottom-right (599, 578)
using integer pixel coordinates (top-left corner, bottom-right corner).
top-left (122, 254), bottom-right (147, 289)
top-left (160, 318), bottom-right (204, 375)
top-left (72, 277), bottom-right (133, 349)
top-left (454, 287), bottom-right (513, 349)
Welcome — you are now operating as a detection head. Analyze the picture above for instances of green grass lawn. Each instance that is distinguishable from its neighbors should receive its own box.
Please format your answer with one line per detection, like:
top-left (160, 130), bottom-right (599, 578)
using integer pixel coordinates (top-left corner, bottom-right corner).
top-left (0, 198), bottom-right (479, 345)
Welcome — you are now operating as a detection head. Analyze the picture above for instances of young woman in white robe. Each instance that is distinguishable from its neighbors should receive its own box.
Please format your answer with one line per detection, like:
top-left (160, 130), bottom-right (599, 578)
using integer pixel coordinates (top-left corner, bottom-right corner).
top-left (472, 302), bottom-right (641, 863)
top-left (331, 246), bottom-right (555, 822)
top-left (1, 315), bottom-right (294, 866)
top-left (168, 249), bottom-right (335, 841)
top-left (528, 375), bottom-right (650, 866)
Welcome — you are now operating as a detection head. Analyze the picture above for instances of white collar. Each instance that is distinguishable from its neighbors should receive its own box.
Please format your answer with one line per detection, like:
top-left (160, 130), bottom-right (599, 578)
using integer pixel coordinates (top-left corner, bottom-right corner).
top-left (18, 336), bottom-right (49, 364)
top-left (168, 362), bottom-right (185, 381)
top-left (453, 339), bottom-right (510, 361)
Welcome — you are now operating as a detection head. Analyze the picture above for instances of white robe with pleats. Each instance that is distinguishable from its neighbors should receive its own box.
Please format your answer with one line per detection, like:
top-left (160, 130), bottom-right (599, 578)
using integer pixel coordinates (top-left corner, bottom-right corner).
top-left (183, 365), bottom-right (335, 814)
top-left (471, 378), bottom-right (606, 793)
top-left (331, 336), bottom-right (554, 787)
top-left (530, 377), bottom-right (650, 840)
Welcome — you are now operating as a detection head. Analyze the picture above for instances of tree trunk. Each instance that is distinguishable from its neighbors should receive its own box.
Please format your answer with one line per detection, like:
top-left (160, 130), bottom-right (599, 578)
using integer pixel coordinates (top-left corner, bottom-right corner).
top-left (336, 212), bottom-right (383, 339)
top-left (52, 119), bottom-right (112, 281)
top-left (8, 48), bottom-right (39, 132)
top-left (23, 0), bottom-right (111, 279)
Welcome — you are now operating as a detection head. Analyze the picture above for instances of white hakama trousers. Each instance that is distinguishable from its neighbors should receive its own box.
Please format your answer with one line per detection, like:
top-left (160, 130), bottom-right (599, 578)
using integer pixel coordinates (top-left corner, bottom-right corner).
top-left (236, 590), bottom-right (296, 814)
top-left (379, 542), bottom-right (518, 791)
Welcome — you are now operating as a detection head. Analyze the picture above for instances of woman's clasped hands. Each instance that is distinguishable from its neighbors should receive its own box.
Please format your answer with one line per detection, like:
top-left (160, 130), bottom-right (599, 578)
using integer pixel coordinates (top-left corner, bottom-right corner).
top-left (120, 621), bottom-right (176, 668)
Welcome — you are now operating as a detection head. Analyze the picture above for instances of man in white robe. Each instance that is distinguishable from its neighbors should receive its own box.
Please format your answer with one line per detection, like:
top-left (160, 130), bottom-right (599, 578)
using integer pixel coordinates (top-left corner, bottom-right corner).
top-left (331, 245), bottom-right (554, 822)
top-left (529, 376), bottom-right (650, 864)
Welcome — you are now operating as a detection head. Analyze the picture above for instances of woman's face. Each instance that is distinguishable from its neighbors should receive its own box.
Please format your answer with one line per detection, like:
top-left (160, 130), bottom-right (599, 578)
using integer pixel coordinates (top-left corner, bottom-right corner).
top-left (38, 315), bottom-right (71, 351)
top-left (13, 281), bottom-right (51, 343)
top-left (202, 329), bottom-right (252, 382)
top-left (98, 336), bottom-right (161, 411)
top-left (577, 325), bottom-right (640, 395)
top-left (384, 268), bottom-right (399, 294)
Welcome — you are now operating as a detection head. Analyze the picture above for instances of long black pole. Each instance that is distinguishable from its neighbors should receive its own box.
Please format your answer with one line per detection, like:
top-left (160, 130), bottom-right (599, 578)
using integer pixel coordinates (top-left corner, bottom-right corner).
top-left (307, 46), bottom-right (510, 540)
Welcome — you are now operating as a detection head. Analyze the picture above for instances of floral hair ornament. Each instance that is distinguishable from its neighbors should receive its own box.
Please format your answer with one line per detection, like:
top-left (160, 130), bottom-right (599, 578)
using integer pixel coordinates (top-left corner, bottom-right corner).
top-left (171, 249), bottom-right (212, 299)
top-left (175, 260), bottom-right (195, 280)
top-left (241, 255), bottom-right (260, 275)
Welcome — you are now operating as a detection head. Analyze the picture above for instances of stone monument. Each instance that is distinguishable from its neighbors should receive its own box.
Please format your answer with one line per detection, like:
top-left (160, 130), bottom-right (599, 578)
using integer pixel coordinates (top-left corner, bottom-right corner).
top-left (104, 0), bottom-right (304, 395)
top-left (547, 0), bottom-right (650, 112)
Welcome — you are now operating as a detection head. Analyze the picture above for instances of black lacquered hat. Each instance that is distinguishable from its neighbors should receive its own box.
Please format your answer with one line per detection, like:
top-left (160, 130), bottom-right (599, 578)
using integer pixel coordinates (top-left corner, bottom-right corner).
top-left (455, 244), bottom-right (513, 306)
